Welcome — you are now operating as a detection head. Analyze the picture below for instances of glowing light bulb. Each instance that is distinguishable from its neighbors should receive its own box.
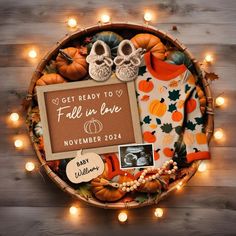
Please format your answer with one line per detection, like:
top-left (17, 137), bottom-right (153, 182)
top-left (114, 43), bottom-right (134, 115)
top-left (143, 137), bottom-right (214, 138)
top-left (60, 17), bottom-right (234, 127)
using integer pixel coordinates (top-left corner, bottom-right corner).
top-left (118, 212), bottom-right (128, 223)
top-left (28, 49), bottom-right (37, 59)
top-left (25, 162), bottom-right (35, 172)
top-left (215, 96), bottom-right (225, 107)
top-left (10, 112), bottom-right (19, 122)
top-left (100, 14), bottom-right (110, 23)
top-left (14, 139), bottom-right (23, 148)
top-left (67, 17), bottom-right (77, 28)
top-left (176, 182), bottom-right (183, 190)
top-left (214, 129), bottom-right (224, 140)
top-left (144, 12), bottom-right (153, 22)
top-left (69, 206), bottom-right (78, 215)
top-left (205, 54), bottom-right (213, 63)
top-left (154, 208), bottom-right (163, 218)
top-left (198, 162), bottom-right (207, 172)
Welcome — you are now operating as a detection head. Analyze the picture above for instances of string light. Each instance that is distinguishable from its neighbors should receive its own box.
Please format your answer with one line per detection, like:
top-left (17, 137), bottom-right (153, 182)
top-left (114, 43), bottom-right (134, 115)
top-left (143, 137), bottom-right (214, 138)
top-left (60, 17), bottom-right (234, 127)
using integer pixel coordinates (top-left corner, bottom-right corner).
top-left (215, 96), bottom-right (225, 107)
top-left (154, 208), bottom-right (164, 218)
top-left (214, 128), bottom-right (224, 140)
top-left (28, 49), bottom-right (37, 59)
top-left (205, 54), bottom-right (213, 63)
top-left (176, 182), bottom-right (183, 190)
top-left (9, 112), bottom-right (19, 122)
top-left (69, 206), bottom-right (79, 215)
top-left (67, 17), bottom-right (78, 28)
top-left (198, 162), bottom-right (207, 172)
top-left (100, 14), bottom-right (110, 23)
top-left (25, 162), bottom-right (35, 172)
top-left (144, 12), bottom-right (153, 22)
top-left (14, 139), bottom-right (23, 149)
top-left (118, 212), bottom-right (128, 223)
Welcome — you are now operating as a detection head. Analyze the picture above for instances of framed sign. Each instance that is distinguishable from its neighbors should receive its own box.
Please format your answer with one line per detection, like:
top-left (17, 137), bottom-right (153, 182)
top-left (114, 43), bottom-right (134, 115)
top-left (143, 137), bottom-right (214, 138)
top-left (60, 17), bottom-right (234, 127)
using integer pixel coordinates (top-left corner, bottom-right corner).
top-left (37, 76), bottom-right (142, 161)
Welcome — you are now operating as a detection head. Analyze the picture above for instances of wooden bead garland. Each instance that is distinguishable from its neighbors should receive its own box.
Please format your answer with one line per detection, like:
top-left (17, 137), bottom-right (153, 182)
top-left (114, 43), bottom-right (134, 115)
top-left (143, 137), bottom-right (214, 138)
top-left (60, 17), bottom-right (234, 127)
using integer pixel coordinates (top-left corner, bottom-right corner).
top-left (108, 160), bottom-right (178, 192)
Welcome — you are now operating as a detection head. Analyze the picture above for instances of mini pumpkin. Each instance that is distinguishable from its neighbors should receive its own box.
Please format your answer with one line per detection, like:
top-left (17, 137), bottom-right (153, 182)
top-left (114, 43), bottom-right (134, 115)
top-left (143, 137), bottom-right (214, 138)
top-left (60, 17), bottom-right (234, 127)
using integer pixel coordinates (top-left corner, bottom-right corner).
top-left (163, 147), bottom-right (174, 158)
top-left (138, 173), bottom-right (169, 193)
top-left (172, 111), bottom-right (183, 122)
top-left (91, 162), bottom-right (134, 202)
top-left (138, 77), bottom-right (154, 93)
top-left (131, 33), bottom-right (166, 60)
top-left (183, 132), bottom-right (195, 146)
top-left (143, 131), bottom-right (156, 143)
top-left (165, 50), bottom-right (193, 70)
top-left (88, 31), bottom-right (123, 58)
top-left (149, 98), bottom-right (167, 117)
top-left (36, 73), bottom-right (66, 86)
top-left (154, 149), bottom-right (160, 160)
top-left (195, 132), bottom-right (207, 145)
top-left (56, 47), bottom-right (88, 81)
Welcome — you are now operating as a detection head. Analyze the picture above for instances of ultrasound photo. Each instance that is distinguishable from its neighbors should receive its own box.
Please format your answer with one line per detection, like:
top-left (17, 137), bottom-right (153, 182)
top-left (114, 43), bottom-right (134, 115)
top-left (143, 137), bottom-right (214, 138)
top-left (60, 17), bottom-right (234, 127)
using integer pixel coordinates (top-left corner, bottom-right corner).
top-left (118, 144), bottom-right (154, 169)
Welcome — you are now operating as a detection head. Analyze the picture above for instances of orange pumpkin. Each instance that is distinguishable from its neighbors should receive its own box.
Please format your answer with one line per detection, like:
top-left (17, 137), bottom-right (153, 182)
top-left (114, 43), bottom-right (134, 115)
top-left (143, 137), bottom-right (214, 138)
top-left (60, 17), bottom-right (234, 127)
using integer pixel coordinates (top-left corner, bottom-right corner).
top-left (138, 77), bottom-right (154, 93)
top-left (186, 98), bottom-right (197, 113)
top-left (36, 73), bottom-right (66, 86)
top-left (196, 86), bottom-right (207, 114)
top-left (196, 132), bottom-right (207, 145)
top-left (143, 131), bottom-right (156, 143)
top-left (56, 47), bottom-right (88, 81)
top-left (91, 162), bottom-right (134, 202)
top-left (162, 134), bottom-right (174, 146)
top-left (172, 111), bottom-right (183, 122)
top-left (163, 147), bottom-right (174, 158)
top-left (131, 33), bottom-right (166, 60)
top-left (154, 149), bottom-right (160, 160)
top-left (149, 98), bottom-right (167, 117)
top-left (91, 175), bottom-right (132, 202)
top-left (138, 173), bottom-right (169, 193)
top-left (183, 132), bottom-right (195, 146)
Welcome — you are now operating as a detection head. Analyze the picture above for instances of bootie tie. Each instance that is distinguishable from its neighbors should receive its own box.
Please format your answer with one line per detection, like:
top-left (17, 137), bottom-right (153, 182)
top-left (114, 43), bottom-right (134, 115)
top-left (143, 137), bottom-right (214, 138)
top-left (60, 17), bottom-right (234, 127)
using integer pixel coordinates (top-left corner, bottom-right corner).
top-left (86, 40), bottom-right (113, 81)
top-left (114, 40), bottom-right (143, 82)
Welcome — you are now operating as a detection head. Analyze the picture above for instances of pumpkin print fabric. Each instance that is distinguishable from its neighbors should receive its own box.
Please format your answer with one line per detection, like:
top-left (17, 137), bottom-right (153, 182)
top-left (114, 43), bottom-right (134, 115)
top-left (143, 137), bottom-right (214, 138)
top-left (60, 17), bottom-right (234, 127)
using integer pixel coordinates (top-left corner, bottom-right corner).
top-left (136, 52), bottom-right (210, 167)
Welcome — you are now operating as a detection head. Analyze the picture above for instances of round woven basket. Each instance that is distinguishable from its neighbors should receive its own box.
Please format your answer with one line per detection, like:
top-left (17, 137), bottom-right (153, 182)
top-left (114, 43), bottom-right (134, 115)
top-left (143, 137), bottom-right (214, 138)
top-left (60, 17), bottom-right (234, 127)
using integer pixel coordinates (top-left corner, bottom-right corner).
top-left (26, 22), bottom-right (214, 209)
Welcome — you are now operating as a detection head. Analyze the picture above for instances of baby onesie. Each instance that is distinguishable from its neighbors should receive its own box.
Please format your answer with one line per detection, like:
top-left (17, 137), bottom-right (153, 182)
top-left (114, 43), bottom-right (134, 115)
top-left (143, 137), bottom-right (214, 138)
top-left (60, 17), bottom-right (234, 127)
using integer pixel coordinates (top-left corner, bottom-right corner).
top-left (135, 51), bottom-right (210, 168)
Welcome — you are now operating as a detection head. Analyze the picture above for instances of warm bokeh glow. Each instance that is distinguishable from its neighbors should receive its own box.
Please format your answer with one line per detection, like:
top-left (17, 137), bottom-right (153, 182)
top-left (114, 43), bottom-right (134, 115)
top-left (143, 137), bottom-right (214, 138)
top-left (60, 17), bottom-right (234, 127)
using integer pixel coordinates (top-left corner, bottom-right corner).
top-left (25, 162), bottom-right (35, 172)
top-left (9, 112), bottom-right (19, 122)
top-left (118, 212), bottom-right (128, 223)
top-left (100, 14), bottom-right (110, 23)
top-left (67, 17), bottom-right (78, 28)
top-left (214, 129), bottom-right (224, 140)
top-left (14, 139), bottom-right (23, 148)
top-left (28, 49), bottom-right (37, 59)
top-left (205, 54), bottom-right (213, 63)
top-left (198, 162), bottom-right (207, 172)
top-left (69, 206), bottom-right (79, 215)
top-left (154, 208), bottom-right (164, 218)
top-left (215, 96), bottom-right (225, 107)
top-left (144, 12), bottom-right (153, 22)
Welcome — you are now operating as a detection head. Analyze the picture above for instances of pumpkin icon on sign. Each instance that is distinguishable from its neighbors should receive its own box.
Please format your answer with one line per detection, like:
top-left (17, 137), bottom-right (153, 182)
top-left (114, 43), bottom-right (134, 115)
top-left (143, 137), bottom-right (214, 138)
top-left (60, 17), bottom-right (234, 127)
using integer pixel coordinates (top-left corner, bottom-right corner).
top-left (84, 118), bottom-right (103, 134)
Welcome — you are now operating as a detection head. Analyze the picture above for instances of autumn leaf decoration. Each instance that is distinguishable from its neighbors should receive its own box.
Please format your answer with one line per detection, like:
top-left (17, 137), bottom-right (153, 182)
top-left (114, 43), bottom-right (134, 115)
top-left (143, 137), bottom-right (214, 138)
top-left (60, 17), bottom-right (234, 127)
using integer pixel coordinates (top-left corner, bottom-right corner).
top-left (168, 103), bottom-right (177, 112)
top-left (204, 71), bottom-right (219, 81)
top-left (168, 89), bottom-right (181, 101)
top-left (160, 123), bottom-right (173, 133)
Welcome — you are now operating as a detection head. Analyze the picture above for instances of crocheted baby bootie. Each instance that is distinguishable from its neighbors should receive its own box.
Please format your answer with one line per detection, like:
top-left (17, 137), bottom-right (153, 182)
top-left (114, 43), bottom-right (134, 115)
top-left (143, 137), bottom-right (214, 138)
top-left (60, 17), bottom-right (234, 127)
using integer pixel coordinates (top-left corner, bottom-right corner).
top-left (114, 40), bottom-right (143, 82)
top-left (86, 40), bottom-right (113, 81)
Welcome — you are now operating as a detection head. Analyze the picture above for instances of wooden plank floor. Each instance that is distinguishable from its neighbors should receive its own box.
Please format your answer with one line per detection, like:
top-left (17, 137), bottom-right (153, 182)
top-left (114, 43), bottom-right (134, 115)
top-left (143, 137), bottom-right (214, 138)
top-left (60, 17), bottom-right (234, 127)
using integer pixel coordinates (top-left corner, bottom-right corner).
top-left (0, 0), bottom-right (236, 235)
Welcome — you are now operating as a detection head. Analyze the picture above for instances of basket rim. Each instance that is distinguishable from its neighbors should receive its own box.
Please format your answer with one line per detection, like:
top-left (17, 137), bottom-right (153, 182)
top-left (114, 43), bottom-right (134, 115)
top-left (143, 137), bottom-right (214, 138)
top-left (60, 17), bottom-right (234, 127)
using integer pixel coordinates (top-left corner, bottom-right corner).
top-left (27, 22), bottom-right (214, 209)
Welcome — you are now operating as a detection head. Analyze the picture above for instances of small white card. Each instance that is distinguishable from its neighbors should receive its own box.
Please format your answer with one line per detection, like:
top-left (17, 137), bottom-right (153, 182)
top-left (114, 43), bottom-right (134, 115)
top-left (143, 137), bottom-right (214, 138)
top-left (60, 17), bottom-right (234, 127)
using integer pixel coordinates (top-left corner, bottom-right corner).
top-left (66, 150), bottom-right (105, 184)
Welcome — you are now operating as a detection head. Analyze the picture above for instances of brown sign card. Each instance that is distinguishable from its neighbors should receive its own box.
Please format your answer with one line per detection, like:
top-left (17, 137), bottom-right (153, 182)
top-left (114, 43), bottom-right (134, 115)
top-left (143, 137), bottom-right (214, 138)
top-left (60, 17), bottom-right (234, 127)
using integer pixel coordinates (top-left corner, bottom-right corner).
top-left (37, 76), bottom-right (142, 161)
